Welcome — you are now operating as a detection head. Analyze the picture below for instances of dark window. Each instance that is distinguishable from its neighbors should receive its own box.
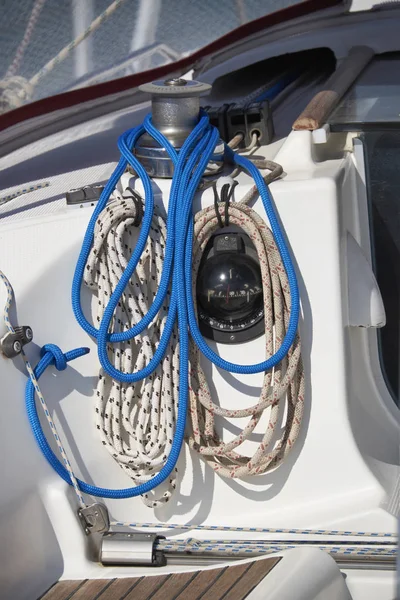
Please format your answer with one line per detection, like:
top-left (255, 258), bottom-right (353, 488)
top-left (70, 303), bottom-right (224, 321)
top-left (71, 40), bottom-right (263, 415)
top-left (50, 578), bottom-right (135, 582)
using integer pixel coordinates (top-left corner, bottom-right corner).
top-left (328, 54), bottom-right (400, 405)
top-left (363, 131), bottom-right (400, 406)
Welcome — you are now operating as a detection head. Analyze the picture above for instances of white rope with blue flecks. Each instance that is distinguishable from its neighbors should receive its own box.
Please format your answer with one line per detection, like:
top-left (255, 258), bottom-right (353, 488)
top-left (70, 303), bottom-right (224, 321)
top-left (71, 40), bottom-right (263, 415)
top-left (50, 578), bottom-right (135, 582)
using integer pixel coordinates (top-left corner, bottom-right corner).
top-left (110, 520), bottom-right (397, 538)
top-left (0, 182), bottom-right (50, 206)
top-left (113, 522), bottom-right (397, 561)
top-left (155, 538), bottom-right (397, 560)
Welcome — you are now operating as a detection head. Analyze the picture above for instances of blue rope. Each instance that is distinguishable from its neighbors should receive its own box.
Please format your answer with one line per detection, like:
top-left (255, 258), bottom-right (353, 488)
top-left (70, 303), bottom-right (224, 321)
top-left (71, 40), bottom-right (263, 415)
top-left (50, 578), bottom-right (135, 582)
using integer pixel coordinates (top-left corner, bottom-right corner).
top-left (254, 72), bottom-right (299, 103)
top-left (27, 110), bottom-right (299, 500)
top-left (185, 145), bottom-right (299, 374)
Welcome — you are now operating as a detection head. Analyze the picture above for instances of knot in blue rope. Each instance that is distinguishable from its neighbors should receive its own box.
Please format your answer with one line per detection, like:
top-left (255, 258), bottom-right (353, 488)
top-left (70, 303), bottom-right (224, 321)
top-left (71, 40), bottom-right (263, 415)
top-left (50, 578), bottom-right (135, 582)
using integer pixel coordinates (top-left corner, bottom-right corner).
top-left (41, 344), bottom-right (67, 370)
top-left (41, 343), bottom-right (89, 371)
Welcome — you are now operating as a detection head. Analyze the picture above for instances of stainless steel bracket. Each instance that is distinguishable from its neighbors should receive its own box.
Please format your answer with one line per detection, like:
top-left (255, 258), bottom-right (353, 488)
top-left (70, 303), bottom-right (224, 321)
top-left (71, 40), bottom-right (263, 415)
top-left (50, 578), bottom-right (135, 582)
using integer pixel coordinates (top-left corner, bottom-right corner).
top-left (100, 532), bottom-right (166, 566)
top-left (78, 503), bottom-right (110, 535)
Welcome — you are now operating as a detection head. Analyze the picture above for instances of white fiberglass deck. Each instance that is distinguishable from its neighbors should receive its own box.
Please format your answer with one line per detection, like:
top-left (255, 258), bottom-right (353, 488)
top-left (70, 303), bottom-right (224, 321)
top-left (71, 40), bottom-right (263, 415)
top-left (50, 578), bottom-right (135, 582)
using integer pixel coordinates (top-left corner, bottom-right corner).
top-left (0, 126), bottom-right (397, 600)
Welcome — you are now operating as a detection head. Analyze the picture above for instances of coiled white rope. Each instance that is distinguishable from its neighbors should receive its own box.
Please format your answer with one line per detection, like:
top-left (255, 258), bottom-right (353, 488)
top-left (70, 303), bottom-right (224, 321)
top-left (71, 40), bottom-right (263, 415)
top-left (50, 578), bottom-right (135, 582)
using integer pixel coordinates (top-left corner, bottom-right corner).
top-left (84, 191), bottom-right (179, 507)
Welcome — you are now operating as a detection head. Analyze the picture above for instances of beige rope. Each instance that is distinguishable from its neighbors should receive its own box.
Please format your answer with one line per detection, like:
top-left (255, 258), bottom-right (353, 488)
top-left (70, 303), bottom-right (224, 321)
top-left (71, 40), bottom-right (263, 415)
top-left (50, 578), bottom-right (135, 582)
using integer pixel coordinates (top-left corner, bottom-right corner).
top-left (187, 198), bottom-right (304, 478)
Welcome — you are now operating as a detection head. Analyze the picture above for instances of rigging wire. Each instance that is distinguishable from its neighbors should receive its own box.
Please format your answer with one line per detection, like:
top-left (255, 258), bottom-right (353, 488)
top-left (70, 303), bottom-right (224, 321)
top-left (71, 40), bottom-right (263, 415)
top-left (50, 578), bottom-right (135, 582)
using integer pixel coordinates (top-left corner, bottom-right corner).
top-left (5, 0), bottom-right (47, 78)
top-left (0, 0), bottom-right (127, 114)
top-left (29, 0), bottom-right (127, 87)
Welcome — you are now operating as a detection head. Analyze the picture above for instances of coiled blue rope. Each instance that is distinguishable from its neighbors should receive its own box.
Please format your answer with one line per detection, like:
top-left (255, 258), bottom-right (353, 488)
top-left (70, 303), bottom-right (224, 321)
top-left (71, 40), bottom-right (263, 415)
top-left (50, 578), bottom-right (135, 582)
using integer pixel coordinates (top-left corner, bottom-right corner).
top-left (71, 113), bottom-right (299, 377)
top-left (26, 115), bottom-right (220, 499)
top-left (27, 111), bottom-right (299, 499)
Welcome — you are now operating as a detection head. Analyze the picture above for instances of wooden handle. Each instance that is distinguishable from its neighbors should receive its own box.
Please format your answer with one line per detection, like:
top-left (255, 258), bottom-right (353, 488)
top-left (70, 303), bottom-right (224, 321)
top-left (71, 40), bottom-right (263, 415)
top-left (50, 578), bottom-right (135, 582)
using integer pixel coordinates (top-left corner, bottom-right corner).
top-left (293, 46), bottom-right (374, 131)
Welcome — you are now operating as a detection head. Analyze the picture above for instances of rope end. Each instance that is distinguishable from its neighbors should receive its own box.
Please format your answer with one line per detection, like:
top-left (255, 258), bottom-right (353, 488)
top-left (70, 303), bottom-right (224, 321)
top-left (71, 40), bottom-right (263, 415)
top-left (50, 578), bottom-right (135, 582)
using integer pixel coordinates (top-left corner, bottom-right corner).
top-left (41, 344), bottom-right (90, 370)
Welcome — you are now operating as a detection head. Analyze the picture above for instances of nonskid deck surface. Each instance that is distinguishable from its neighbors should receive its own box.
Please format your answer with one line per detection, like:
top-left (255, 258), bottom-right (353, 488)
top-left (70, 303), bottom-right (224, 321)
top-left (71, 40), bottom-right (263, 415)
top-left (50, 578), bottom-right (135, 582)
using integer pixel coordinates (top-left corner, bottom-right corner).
top-left (39, 558), bottom-right (280, 600)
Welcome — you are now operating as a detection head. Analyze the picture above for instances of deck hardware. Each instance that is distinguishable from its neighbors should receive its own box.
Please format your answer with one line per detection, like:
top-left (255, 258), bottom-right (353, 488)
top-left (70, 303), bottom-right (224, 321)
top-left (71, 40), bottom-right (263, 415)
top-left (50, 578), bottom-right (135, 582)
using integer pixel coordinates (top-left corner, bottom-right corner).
top-left (78, 503), bottom-right (110, 535)
top-left (100, 532), bottom-right (166, 566)
top-left (226, 101), bottom-right (274, 147)
top-left (135, 78), bottom-right (214, 178)
top-left (0, 326), bottom-right (33, 358)
top-left (203, 101), bottom-right (274, 146)
top-left (203, 104), bottom-right (231, 140)
top-left (66, 185), bottom-right (104, 205)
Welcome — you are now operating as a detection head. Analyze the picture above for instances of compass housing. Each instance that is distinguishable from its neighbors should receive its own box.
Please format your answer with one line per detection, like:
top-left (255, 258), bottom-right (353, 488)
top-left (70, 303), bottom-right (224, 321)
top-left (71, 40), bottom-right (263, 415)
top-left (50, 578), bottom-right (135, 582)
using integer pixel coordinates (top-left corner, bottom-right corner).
top-left (196, 232), bottom-right (265, 344)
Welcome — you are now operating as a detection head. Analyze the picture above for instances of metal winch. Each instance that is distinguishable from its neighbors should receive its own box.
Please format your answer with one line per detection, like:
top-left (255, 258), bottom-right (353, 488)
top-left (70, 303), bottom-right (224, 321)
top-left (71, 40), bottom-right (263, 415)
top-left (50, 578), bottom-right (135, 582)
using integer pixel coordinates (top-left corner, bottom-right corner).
top-left (137, 77), bottom-right (223, 178)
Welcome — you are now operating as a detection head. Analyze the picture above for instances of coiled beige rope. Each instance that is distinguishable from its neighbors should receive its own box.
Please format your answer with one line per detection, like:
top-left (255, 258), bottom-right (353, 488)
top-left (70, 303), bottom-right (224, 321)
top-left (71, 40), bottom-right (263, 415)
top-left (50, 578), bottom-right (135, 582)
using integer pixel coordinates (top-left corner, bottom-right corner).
top-left (188, 199), bottom-right (304, 478)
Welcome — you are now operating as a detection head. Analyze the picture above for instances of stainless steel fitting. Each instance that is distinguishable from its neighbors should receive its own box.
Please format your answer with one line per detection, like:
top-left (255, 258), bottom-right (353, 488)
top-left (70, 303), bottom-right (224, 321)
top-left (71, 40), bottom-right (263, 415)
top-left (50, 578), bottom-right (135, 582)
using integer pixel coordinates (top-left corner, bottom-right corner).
top-left (136, 78), bottom-right (222, 178)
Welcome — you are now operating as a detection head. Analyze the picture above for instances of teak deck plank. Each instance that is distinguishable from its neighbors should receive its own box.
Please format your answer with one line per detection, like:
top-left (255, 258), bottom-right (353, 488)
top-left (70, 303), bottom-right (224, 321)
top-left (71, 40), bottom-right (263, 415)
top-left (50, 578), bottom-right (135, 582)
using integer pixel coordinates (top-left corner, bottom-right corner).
top-left (96, 577), bottom-right (141, 599)
top-left (123, 574), bottom-right (169, 599)
top-left (174, 568), bottom-right (222, 599)
top-left (220, 558), bottom-right (280, 600)
top-left (199, 562), bottom-right (252, 600)
top-left (39, 557), bottom-right (280, 600)
top-left (149, 571), bottom-right (197, 599)
top-left (40, 580), bottom-right (85, 600)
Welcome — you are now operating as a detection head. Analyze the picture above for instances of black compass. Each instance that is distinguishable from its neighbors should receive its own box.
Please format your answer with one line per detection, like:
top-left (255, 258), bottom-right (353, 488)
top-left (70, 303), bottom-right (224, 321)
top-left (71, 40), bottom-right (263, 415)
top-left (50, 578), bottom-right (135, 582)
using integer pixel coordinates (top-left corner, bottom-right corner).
top-left (196, 233), bottom-right (264, 343)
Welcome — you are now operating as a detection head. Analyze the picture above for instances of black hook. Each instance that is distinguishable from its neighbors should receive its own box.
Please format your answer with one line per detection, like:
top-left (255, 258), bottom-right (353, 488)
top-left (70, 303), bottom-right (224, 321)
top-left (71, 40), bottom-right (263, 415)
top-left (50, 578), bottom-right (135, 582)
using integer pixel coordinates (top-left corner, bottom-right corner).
top-left (124, 187), bottom-right (143, 226)
top-left (213, 180), bottom-right (238, 228)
